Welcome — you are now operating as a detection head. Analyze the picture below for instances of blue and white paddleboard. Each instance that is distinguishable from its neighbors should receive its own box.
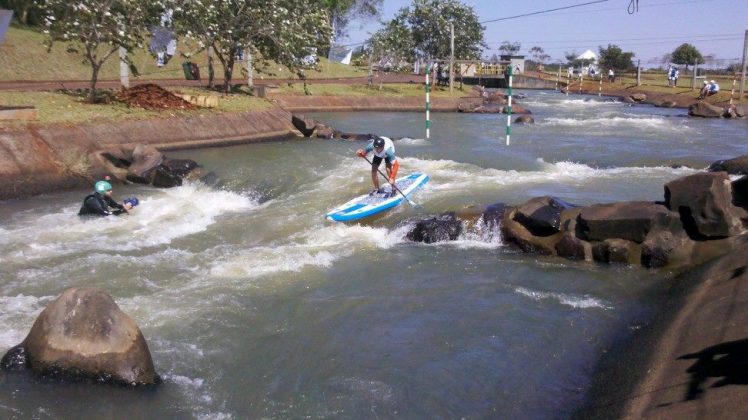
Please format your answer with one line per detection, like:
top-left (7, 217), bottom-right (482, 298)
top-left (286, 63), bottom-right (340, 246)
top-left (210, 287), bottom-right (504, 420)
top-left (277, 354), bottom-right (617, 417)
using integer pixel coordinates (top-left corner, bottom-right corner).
top-left (326, 172), bottom-right (429, 222)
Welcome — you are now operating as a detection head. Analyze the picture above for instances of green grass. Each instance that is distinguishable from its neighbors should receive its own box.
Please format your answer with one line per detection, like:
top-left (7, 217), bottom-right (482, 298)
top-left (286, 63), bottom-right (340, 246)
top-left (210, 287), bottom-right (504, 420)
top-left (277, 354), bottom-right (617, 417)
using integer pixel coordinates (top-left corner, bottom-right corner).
top-left (0, 88), bottom-right (274, 125)
top-left (0, 25), bottom-right (365, 82)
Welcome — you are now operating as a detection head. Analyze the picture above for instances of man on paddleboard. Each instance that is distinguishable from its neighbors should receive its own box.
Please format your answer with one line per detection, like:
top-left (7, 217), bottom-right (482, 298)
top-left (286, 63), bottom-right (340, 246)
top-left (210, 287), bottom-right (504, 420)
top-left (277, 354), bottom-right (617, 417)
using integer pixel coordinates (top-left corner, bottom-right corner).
top-left (356, 136), bottom-right (399, 196)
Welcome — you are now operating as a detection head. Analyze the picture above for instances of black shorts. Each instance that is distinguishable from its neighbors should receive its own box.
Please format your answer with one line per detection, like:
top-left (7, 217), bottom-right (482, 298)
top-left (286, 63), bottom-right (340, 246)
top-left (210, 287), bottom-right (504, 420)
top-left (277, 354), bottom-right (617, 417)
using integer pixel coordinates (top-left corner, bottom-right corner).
top-left (372, 155), bottom-right (394, 167)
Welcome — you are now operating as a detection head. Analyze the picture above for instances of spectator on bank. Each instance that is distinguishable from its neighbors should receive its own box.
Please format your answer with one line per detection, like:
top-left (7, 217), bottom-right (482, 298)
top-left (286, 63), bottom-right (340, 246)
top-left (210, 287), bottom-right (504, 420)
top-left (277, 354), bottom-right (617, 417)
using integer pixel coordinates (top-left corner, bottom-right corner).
top-left (673, 68), bottom-right (679, 87)
top-left (667, 66), bottom-right (675, 87)
top-left (607, 68), bottom-right (615, 82)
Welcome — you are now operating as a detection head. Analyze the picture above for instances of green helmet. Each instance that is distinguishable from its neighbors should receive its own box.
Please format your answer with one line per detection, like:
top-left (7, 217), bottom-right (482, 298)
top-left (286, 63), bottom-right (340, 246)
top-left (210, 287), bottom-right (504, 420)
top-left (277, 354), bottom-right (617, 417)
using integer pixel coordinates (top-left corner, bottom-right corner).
top-left (94, 180), bottom-right (112, 194)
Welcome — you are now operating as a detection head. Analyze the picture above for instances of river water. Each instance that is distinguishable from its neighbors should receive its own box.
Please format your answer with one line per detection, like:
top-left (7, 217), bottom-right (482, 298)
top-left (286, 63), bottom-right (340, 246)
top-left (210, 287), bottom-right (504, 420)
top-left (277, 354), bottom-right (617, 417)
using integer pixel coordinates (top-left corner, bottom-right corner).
top-left (1, 91), bottom-right (746, 418)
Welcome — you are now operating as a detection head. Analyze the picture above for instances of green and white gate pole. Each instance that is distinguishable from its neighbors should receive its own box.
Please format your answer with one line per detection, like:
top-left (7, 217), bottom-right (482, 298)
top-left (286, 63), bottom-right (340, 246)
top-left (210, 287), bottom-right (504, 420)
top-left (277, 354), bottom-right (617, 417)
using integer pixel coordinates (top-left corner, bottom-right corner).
top-left (425, 64), bottom-right (431, 139)
top-left (598, 72), bottom-right (603, 96)
top-left (505, 65), bottom-right (513, 146)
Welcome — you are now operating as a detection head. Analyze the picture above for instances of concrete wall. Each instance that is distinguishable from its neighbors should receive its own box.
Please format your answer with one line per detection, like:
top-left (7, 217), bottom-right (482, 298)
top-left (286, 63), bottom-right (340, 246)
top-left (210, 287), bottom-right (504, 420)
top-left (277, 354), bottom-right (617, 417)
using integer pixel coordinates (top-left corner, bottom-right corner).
top-left (0, 108), bottom-right (299, 200)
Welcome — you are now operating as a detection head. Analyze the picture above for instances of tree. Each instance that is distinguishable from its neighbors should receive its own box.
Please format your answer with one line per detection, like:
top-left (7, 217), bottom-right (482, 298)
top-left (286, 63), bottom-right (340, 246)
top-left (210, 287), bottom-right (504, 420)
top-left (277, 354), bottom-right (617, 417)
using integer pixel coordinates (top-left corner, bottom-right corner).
top-left (384, 0), bottom-right (485, 61)
top-left (671, 43), bottom-right (703, 73)
top-left (366, 17), bottom-right (412, 87)
top-left (323, 0), bottom-right (382, 39)
top-left (172, 0), bottom-right (332, 93)
top-left (498, 41), bottom-right (520, 56)
top-left (598, 43), bottom-right (634, 71)
top-left (0, 0), bottom-right (44, 25)
top-left (528, 46), bottom-right (550, 69)
top-left (42, 0), bottom-right (164, 103)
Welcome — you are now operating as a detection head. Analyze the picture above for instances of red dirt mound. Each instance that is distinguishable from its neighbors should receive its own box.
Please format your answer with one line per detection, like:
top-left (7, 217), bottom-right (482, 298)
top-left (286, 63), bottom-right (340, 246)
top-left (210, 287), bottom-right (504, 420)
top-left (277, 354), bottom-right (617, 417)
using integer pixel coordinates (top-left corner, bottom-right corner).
top-left (116, 83), bottom-right (195, 110)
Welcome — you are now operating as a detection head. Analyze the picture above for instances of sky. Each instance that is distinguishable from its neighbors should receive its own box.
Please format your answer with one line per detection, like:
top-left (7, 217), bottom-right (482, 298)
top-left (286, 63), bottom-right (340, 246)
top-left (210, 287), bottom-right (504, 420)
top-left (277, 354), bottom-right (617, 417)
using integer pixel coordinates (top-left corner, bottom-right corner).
top-left (341, 0), bottom-right (747, 67)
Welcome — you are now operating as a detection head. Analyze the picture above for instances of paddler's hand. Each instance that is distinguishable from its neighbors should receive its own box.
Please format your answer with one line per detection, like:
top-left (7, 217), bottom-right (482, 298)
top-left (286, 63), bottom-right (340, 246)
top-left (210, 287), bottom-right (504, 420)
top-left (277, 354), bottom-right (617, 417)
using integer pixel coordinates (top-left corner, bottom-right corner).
top-left (356, 149), bottom-right (366, 158)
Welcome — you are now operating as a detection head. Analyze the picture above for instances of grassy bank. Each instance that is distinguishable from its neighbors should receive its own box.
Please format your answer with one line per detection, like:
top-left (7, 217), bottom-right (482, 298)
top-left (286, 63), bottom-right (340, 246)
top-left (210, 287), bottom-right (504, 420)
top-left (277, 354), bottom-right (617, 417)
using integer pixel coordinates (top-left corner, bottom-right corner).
top-left (0, 25), bottom-right (364, 82)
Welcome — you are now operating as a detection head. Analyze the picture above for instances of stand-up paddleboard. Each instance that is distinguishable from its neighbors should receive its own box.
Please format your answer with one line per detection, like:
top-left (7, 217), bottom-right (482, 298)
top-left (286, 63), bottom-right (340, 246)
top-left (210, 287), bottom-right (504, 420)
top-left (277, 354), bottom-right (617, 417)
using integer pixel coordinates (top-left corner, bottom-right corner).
top-left (326, 172), bottom-right (429, 222)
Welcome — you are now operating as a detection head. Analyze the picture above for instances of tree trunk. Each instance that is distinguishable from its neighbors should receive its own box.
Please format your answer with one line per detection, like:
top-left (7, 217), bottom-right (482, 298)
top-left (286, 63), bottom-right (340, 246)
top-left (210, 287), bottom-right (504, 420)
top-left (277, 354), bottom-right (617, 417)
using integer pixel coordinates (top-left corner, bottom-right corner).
top-left (89, 65), bottom-right (100, 103)
top-left (223, 57), bottom-right (234, 93)
top-left (207, 46), bottom-right (215, 89)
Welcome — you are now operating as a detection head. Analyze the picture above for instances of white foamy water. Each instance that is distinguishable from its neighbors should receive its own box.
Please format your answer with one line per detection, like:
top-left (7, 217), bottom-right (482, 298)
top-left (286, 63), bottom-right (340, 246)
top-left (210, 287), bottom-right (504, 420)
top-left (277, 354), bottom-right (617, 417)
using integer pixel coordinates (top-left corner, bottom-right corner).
top-left (542, 115), bottom-right (691, 132)
top-left (208, 223), bottom-right (403, 279)
top-left (400, 156), bottom-right (696, 193)
top-left (514, 287), bottom-right (612, 310)
top-left (523, 98), bottom-right (620, 108)
top-left (0, 183), bottom-right (258, 264)
top-left (395, 137), bottom-right (430, 146)
top-left (0, 294), bottom-right (54, 348)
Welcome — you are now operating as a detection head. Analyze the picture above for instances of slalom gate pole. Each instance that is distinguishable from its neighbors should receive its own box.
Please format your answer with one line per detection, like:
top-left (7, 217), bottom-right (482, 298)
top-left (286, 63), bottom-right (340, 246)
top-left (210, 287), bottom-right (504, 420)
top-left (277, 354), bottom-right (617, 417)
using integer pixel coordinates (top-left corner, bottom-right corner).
top-left (556, 67), bottom-right (560, 90)
top-left (566, 69), bottom-right (570, 96)
top-left (599, 72), bottom-right (603, 97)
top-left (425, 64), bottom-right (431, 139)
top-left (505, 65), bottom-right (513, 146)
top-left (579, 74), bottom-right (583, 94)
top-left (729, 73), bottom-right (738, 107)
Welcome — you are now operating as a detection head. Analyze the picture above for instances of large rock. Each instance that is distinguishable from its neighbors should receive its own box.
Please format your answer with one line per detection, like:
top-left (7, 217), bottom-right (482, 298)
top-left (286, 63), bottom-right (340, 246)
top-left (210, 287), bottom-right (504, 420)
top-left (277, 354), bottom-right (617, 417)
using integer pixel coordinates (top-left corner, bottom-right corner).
top-left (592, 239), bottom-right (641, 265)
top-left (577, 202), bottom-right (680, 243)
top-left (514, 115), bottom-right (535, 124)
top-left (688, 102), bottom-right (724, 118)
top-left (291, 114), bottom-right (317, 137)
top-left (708, 155), bottom-right (748, 175)
top-left (1, 287), bottom-right (160, 386)
top-left (734, 103), bottom-right (748, 117)
top-left (665, 172), bottom-right (745, 239)
top-left (406, 213), bottom-right (463, 243)
top-left (513, 196), bottom-right (577, 237)
top-left (126, 144), bottom-right (163, 184)
top-left (733, 176), bottom-right (748, 209)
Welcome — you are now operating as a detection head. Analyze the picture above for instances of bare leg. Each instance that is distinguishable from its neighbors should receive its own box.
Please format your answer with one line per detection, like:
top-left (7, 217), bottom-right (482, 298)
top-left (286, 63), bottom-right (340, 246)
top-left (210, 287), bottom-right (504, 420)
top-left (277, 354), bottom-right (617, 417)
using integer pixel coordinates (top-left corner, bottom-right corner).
top-left (371, 166), bottom-right (380, 190)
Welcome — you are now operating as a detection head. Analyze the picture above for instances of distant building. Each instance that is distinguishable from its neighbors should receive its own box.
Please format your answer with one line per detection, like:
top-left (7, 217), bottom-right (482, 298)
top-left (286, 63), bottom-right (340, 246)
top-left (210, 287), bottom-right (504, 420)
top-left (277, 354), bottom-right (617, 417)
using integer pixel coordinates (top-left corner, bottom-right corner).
top-left (500, 55), bottom-right (525, 74)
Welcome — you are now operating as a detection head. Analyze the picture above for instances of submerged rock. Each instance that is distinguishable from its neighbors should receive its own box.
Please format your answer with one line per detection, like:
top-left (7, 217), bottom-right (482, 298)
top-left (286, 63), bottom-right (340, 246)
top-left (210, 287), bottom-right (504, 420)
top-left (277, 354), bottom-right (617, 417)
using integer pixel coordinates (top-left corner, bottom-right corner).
top-left (406, 213), bottom-right (463, 243)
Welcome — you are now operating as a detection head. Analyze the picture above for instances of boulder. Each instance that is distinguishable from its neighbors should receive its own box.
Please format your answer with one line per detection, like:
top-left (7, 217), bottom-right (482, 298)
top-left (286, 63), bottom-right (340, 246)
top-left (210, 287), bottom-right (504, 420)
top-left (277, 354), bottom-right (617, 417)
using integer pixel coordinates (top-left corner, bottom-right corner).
top-left (482, 202), bottom-right (507, 231)
top-left (555, 234), bottom-right (589, 260)
top-left (734, 103), bottom-right (748, 117)
top-left (513, 196), bottom-right (577, 237)
top-left (291, 114), bottom-right (317, 137)
top-left (732, 176), bottom-right (748, 209)
top-left (126, 144), bottom-right (163, 184)
top-left (591, 239), bottom-right (641, 265)
top-left (514, 115), bottom-right (535, 124)
top-left (654, 100), bottom-right (677, 108)
top-left (577, 201), bottom-right (679, 243)
top-left (338, 132), bottom-right (374, 141)
top-left (708, 155), bottom-right (748, 175)
top-left (505, 104), bottom-right (531, 114)
top-left (406, 213), bottom-right (462, 243)
top-left (472, 104), bottom-right (503, 113)
top-left (688, 102), bottom-right (724, 118)
top-left (631, 93), bottom-right (647, 102)
top-left (1, 287), bottom-right (160, 386)
top-left (315, 124), bottom-right (335, 139)
top-left (664, 172), bottom-right (745, 239)
top-left (150, 158), bottom-right (200, 188)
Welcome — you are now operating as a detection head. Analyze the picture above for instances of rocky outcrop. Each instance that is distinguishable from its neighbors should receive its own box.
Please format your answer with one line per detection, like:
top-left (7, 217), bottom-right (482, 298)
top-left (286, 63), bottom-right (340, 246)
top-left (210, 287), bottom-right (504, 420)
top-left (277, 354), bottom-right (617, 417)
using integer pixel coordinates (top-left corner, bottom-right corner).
top-left (404, 161), bottom-right (747, 270)
top-left (688, 102), bottom-right (726, 118)
top-left (708, 155), bottom-right (748, 175)
top-left (1, 288), bottom-right (160, 386)
top-left (95, 144), bottom-right (205, 189)
top-left (664, 172), bottom-right (746, 239)
top-left (405, 213), bottom-right (463, 243)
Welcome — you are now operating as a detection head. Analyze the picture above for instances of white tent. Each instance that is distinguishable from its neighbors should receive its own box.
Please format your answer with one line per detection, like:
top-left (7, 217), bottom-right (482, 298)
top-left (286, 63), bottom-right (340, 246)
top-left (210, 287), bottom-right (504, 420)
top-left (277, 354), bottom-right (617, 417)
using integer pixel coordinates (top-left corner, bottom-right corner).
top-left (577, 49), bottom-right (597, 61)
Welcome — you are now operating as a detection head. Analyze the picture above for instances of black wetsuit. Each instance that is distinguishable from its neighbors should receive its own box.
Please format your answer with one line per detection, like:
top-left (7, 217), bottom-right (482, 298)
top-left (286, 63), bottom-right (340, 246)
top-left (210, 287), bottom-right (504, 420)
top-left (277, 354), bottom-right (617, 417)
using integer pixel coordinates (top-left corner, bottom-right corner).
top-left (78, 192), bottom-right (126, 216)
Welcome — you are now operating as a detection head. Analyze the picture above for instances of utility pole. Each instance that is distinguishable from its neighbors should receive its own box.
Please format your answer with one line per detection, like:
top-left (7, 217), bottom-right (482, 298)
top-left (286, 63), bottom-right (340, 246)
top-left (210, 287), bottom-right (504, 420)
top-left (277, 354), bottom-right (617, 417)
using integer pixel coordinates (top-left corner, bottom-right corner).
top-left (449, 21), bottom-right (455, 92)
top-left (636, 59), bottom-right (641, 86)
top-left (741, 29), bottom-right (747, 98)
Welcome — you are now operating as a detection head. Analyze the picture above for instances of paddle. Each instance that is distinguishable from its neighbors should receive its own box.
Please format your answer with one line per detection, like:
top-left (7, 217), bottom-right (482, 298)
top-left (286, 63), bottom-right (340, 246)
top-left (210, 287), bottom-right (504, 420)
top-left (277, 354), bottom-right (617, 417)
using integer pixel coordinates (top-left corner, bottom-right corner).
top-left (361, 155), bottom-right (419, 207)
